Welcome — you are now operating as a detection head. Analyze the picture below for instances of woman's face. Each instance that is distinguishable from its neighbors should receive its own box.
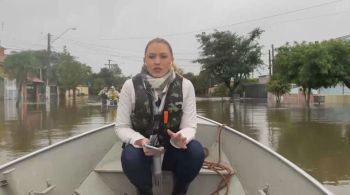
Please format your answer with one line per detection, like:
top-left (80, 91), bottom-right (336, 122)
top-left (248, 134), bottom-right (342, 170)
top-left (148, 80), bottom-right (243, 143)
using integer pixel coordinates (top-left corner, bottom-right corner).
top-left (144, 42), bottom-right (173, 78)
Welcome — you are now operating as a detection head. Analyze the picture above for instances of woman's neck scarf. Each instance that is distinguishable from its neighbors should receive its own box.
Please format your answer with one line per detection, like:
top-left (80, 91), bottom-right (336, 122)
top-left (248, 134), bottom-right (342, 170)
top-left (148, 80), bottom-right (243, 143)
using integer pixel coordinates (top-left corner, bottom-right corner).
top-left (141, 65), bottom-right (175, 93)
top-left (141, 66), bottom-right (176, 110)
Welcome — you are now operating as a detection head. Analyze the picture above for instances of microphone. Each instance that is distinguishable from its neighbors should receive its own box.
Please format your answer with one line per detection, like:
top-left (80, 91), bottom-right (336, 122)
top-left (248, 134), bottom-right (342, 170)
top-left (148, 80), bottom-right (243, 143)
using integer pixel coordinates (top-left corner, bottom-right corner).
top-left (155, 98), bottom-right (161, 107)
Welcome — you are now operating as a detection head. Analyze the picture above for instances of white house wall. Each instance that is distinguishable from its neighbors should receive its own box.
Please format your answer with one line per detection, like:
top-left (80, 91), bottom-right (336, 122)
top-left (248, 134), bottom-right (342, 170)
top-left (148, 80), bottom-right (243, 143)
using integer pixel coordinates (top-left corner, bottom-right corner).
top-left (4, 78), bottom-right (17, 99)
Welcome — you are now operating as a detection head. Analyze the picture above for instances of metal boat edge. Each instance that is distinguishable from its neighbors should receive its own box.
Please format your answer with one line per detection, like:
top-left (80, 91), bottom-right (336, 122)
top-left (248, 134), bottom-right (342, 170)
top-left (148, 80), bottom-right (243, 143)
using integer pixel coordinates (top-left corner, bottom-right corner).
top-left (0, 123), bottom-right (115, 169)
top-left (197, 115), bottom-right (333, 195)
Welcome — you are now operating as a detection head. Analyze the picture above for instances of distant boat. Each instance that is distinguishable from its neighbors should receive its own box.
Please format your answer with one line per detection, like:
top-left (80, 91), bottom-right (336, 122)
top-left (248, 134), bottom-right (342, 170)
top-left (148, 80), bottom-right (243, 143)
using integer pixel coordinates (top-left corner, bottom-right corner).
top-left (0, 116), bottom-right (333, 195)
top-left (106, 100), bottom-right (118, 109)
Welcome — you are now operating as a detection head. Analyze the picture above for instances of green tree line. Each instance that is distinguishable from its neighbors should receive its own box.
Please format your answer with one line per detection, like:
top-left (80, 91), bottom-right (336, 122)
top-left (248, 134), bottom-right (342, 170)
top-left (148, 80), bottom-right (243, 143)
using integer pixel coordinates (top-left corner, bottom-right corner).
top-left (2, 49), bottom-right (127, 106)
top-left (269, 39), bottom-right (350, 107)
top-left (4, 29), bottom-right (348, 109)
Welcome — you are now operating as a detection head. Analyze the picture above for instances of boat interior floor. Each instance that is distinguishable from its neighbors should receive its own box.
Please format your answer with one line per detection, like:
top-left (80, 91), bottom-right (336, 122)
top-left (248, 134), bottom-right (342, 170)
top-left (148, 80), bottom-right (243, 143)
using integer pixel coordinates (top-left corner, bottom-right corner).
top-left (75, 141), bottom-right (246, 195)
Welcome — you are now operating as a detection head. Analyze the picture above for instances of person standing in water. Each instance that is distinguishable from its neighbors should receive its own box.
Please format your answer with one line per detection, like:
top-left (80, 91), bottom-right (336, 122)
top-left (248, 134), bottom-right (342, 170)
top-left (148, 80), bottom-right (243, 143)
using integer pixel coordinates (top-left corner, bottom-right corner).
top-left (108, 86), bottom-right (119, 106)
top-left (98, 87), bottom-right (108, 105)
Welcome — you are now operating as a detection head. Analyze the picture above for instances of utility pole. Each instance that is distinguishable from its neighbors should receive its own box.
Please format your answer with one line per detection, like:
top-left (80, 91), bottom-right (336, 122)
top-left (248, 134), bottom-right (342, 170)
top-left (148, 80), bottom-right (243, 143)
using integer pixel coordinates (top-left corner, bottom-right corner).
top-left (45, 28), bottom-right (76, 102)
top-left (47, 33), bottom-right (51, 54)
top-left (105, 59), bottom-right (118, 69)
top-left (46, 33), bottom-right (52, 102)
top-left (271, 44), bottom-right (275, 75)
top-left (268, 50), bottom-right (271, 77)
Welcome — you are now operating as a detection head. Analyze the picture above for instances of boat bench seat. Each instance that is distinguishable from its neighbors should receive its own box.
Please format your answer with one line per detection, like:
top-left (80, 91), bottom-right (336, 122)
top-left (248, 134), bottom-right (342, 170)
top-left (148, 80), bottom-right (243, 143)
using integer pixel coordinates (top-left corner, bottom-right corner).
top-left (83, 141), bottom-right (237, 195)
top-left (94, 141), bottom-right (124, 173)
top-left (94, 141), bottom-right (234, 175)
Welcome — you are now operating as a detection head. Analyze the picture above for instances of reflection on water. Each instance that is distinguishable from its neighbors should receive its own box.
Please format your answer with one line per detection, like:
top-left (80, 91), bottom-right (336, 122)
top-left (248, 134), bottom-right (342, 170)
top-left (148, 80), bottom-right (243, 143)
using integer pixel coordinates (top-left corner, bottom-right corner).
top-left (197, 99), bottom-right (350, 195)
top-left (0, 97), bottom-right (116, 164)
top-left (197, 99), bottom-right (350, 185)
top-left (1, 97), bottom-right (350, 194)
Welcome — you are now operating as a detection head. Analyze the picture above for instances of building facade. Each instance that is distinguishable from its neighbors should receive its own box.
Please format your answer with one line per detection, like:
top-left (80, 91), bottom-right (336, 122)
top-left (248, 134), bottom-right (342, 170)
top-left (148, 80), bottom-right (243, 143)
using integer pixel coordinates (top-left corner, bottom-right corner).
top-left (0, 46), bottom-right (18, 100)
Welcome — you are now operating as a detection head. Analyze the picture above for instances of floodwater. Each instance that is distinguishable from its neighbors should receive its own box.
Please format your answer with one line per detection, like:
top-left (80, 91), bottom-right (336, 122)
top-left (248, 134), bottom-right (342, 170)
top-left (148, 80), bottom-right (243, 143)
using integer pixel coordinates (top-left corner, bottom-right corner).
top-left (0, 97), bottom-right (350, 194)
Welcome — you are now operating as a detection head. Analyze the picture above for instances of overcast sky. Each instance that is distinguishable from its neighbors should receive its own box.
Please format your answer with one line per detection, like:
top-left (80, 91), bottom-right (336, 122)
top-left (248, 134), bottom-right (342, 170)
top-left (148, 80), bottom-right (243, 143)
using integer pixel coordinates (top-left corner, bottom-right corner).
top-left (0, 0), bottom-right (349, 76)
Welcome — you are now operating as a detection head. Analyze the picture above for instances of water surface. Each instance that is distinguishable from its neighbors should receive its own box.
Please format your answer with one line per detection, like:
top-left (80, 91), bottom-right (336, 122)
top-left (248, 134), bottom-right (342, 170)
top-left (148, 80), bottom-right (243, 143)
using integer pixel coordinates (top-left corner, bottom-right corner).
top-left (1, 97), bottom-right (349, 194)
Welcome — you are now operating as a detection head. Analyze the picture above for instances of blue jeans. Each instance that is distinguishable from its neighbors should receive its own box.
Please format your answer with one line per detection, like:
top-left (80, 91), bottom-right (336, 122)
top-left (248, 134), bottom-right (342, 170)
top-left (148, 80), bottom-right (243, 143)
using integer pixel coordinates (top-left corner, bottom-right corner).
top-left (121, 140), bottom-right (205, 195)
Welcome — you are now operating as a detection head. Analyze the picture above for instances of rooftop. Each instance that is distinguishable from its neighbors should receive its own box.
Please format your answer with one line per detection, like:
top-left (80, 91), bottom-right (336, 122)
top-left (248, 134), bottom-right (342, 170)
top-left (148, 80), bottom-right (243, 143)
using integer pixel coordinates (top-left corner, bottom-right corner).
top-left (337, 34), bottom-right (350, 40)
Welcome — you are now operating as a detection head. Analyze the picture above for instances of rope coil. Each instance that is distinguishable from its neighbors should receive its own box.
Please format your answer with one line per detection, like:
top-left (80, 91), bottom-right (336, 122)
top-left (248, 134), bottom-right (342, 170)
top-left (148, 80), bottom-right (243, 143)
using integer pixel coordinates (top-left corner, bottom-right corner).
top-left (202, 124), bottom-right (235, 195)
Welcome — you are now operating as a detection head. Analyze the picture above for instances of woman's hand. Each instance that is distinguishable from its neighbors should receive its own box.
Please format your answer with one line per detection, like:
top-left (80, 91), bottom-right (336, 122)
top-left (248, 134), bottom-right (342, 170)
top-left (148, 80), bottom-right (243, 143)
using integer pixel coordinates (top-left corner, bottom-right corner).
top-left (167, 129), bottom-right (187, 149)
top-left (135, 138), bottom-right (163, 156)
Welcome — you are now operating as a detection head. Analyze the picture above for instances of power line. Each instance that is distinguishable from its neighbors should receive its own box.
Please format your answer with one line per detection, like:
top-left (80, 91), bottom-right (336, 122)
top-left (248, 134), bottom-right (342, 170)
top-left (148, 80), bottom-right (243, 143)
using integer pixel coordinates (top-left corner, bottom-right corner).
top-left (104, 59), bottom-right (118, 69)
top-left (101, 0), bottom-right (345, 41)
top-left (59, 37), bottom-right (142, 57)
top-left (59, 37), bottom-right (202, 61)
top-left (211, 0), bottom-right (345, 30)
top-left (265, 9), bottom-right (350, 28)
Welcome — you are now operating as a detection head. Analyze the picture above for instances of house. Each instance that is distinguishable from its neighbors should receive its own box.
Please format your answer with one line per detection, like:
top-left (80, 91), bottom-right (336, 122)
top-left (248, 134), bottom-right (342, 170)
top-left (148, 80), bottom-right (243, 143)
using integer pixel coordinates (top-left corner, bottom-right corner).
top-left (0, 45), bottom-right (5, 99)
top-left (0, 46), bottom-right (44, 102)
top-left (0, 45), bottom-right (5, 62)
top-left (66, 85), bottom-right (89, 97)
top-left (258, 75), bottom-right (270, 84)
top-left (25, 74), bottom-right (45, 102)
top-left (0, 45), bottom-right (16, 100)
top-left (336, 34), bottom-right (350, 41)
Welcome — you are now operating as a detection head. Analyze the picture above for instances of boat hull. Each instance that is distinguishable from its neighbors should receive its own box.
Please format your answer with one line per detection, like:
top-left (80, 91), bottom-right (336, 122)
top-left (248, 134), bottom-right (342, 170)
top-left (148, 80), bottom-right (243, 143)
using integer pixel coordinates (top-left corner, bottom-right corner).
top-left (0, 116), bottom-right (333, 195)
top-left (196, 116), bottom-right (332, 195)
top-left (0, 124), bottom-right (116, 195)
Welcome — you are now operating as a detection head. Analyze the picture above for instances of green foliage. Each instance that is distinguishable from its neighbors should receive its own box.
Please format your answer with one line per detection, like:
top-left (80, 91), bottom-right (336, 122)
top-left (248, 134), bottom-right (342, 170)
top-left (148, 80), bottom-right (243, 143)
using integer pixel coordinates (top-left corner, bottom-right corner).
top-left (97, 68), bottom-right (114, 86)
top-left (195, 28), bottom-right (264, 96)
top-left (88, 66), bottom-right (128, 95)
top-left (53, 52), bottom-right (91, 93)
top-left (110, 63), bottom-right (122, 76)
top-left (241, 78), bottom-right (258, 84)
top-left (0, 63), bottom-right (5, 79)
top-left (211, 83), bottom-right (229, 97)
top-left (4, 50), bottom-right (41, 79)
top-left (273, 39), bottom-right (350, 107)
top-left (267, 77), bottom-right (291, 103)
top-left (91, 78), bottom-right (106, 94)
top-left (3, 50), bottom-right (44, 106)
top-left (2, 49), bottom-right (134, 101)
top-left (183, 70), bottom-right (215, 96)
top-left (323, 40), bottom-right (350, 88)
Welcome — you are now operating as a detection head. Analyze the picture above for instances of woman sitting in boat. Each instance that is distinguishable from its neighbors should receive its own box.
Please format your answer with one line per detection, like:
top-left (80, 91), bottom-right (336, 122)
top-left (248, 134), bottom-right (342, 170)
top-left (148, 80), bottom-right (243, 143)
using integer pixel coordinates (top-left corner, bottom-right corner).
top-left (108, 86), bottom-right (119, 106)
top-left (116, 38), bottom-right (205, 195)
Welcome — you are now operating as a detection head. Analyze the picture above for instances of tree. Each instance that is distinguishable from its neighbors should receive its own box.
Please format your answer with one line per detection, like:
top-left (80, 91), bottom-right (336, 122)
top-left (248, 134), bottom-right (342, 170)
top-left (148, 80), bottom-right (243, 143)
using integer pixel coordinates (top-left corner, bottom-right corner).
top-left (99, 68), bottom-right (115, 87)
top-left (267, 76), bottom-right (291, 103)
top-left (91, 77), bottom-right (106, 95)
top-left (182, 70), bottom-right (215, 96)
top-left (0, 62), bottom-right (5, 79)
top-left (274, 41), bottom-right (343, 107)
top-left (110, 63), bottom-right (122, 76)
top-left (194, 28), bottom-right (264, 97)
top-left (324, 39), bottom-right (350, 88)
top-left (53, 51), bottom-right (91, 98)
top-left (88, 65), bottom-right (128, 95)
top-left (3, 50), bottom-right (42, 107)
top-left (183, 72), bottom-right (203, 95)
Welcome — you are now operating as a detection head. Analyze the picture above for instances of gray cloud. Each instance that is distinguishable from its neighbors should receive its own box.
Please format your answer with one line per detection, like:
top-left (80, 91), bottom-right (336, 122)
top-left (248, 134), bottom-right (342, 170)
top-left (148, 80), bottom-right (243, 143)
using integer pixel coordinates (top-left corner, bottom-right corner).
top-left (1, 0), bottom-right (349, 76)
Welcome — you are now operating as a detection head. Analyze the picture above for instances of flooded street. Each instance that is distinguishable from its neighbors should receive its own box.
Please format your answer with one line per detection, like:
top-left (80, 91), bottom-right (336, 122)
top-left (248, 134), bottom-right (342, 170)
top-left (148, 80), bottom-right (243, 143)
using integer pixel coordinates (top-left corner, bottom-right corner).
top-left (0, 97), bottom-right (117, 164)
top-left (1, 97), bottom-right (350, 194)
top-left (197, 99), bottom-right (350, 194)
